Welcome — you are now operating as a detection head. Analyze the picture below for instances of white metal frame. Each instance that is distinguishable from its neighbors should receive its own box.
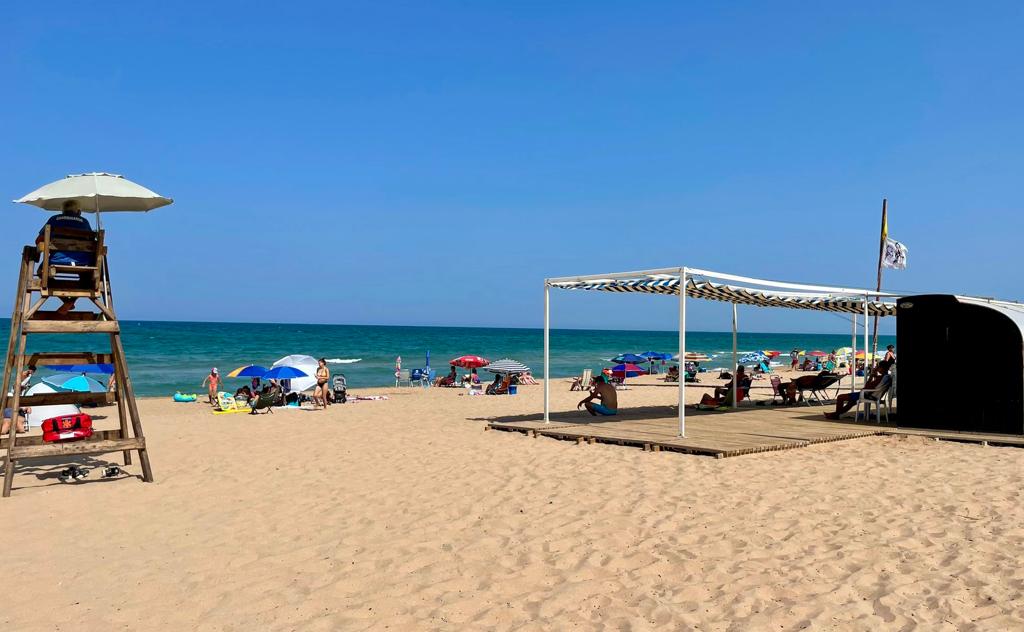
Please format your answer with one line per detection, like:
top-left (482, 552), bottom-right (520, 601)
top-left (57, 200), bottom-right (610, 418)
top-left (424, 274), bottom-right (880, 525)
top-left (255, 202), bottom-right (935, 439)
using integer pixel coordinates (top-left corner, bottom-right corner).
top-left (543, 267), bottom-right (898, 437)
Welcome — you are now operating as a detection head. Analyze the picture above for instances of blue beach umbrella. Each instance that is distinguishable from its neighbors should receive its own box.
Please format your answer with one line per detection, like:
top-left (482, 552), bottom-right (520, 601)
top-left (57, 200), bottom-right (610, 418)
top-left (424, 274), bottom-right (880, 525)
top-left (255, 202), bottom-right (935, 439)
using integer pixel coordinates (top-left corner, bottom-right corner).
top-left (263, 366), bottom-right (309, 380)
top-left (227, 364), bottom-right (269, 378)
top-left (639, 351), bottom-right (673, 360)
top-left (43, 374), bottom-right (106, 393)
top-left (611, 353), bottom-right (648, 364)
top-left (45, 363), bottom-right (115, 374)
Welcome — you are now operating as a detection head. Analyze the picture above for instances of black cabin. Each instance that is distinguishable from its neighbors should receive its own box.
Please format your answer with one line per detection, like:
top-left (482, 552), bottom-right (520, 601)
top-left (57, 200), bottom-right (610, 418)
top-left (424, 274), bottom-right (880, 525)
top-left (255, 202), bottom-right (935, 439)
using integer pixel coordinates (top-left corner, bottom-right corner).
top-left (897, 294), bottom-right (1024, 435)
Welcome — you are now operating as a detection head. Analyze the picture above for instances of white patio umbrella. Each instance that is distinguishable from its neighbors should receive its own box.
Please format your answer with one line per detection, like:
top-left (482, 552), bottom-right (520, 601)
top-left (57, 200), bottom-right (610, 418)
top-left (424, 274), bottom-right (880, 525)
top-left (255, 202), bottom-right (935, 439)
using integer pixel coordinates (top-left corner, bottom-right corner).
top-left (271, 354), bottom-right (318, 393)
top-left (13, 172), bottom-right (173, 229)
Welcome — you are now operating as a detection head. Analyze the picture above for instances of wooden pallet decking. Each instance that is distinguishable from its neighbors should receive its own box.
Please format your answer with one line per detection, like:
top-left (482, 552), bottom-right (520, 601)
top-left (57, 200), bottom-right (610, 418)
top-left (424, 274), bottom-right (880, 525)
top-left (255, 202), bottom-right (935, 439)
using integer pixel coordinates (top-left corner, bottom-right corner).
top-left (488, 405), bottom-right (1024, 457)
top-left (488, 406), bottom-right (882, 458)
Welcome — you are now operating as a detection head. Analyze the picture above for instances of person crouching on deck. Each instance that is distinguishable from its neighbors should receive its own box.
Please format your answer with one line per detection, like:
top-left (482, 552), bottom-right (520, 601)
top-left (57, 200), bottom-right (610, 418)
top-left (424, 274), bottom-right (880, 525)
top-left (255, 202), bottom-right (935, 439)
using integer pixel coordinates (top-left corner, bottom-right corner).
top-left (578, 374), bottom-right (618, 416)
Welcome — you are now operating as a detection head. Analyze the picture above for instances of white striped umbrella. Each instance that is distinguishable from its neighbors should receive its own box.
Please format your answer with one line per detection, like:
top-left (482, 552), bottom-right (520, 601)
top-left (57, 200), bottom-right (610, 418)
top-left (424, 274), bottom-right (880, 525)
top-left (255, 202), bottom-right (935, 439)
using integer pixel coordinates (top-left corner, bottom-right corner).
top-left (482, 359), bottom-right (531, 374)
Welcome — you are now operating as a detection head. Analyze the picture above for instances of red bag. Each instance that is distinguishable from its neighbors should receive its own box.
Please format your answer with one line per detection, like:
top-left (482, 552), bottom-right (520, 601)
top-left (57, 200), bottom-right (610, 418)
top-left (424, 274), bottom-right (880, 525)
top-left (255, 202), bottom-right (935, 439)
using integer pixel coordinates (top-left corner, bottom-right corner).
top-left (41, 413), bottom-right (93, 443)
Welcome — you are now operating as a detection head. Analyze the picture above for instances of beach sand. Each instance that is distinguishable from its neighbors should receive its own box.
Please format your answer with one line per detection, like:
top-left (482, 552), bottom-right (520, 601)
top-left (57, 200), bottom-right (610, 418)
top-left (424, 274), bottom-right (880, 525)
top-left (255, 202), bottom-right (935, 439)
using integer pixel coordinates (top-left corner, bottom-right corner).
top-left (2, 371), bottom-right (1022, 630)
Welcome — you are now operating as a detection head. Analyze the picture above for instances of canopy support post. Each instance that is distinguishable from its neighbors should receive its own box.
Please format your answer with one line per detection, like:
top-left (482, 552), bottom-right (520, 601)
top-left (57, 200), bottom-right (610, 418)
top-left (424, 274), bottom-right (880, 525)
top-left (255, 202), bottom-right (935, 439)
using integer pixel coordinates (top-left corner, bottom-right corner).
top-left (863, 295), bottom-right (870, 388)
top-left (732, 302), bottom-right (738, 410)
top-left (678, 268), bottom-right (687, 437)
top-left (851, 312), bottom-right (857, 393)
top-left (543, 281), bottom-right (550, 423)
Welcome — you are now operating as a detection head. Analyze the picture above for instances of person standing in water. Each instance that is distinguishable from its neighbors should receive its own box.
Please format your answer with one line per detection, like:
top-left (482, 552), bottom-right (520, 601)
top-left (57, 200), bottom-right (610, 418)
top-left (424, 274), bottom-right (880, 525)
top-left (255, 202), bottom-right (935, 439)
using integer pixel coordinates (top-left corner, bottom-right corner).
top-left (202, 367), bottom-right (221, 405)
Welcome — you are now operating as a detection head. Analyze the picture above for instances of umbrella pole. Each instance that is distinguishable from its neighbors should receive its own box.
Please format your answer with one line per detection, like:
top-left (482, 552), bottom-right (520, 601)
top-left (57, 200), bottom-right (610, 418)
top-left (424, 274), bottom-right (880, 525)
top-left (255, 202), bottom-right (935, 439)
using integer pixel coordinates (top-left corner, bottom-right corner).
top-left (93, 173), bottom-right (104, 231)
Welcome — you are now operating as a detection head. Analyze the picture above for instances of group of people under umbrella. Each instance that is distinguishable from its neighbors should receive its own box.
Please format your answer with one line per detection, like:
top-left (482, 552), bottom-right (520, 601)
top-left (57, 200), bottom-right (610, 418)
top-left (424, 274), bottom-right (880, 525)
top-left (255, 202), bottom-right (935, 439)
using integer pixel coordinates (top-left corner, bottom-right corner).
top-left (434, 355), bottom-right (535, 393)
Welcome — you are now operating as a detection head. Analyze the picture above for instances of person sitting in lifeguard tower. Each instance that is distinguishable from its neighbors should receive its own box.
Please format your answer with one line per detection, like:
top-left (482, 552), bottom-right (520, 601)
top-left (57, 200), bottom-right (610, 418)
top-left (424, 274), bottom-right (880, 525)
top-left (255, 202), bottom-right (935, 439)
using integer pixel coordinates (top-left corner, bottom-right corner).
top-left (35, 199), bottom-right (96, 315)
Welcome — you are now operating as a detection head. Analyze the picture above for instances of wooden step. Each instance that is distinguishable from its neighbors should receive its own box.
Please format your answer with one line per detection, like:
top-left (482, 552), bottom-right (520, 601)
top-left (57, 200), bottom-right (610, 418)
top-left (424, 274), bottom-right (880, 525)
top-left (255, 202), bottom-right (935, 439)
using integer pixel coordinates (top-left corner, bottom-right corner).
top-left (24, 352), bottom-right (114, 366)
top-left (17, 392), bottom-right (115, 406)
top-left (1, 429), bottom-right (124, 449)
top-left (9, 437), bottom-right (144, 460)
top-left (23, 320), bottom-right (119, 334)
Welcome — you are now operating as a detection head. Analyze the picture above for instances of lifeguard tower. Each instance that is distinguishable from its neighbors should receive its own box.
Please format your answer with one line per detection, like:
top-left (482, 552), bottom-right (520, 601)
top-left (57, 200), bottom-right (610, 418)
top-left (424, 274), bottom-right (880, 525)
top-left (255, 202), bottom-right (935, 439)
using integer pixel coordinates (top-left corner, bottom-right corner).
top-left (0, 173), bottom-right (172, 496)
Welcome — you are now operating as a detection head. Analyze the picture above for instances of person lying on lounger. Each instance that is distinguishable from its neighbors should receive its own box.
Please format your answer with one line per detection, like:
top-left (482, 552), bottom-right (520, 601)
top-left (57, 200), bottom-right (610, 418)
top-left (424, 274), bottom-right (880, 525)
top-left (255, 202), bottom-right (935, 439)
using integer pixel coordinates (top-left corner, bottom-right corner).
top-left (577, 375), bottom-right (618, 416)
top-left (824, 359), bottom-right (894, 420)
top-left (434, 366), bottom-right (458, 387)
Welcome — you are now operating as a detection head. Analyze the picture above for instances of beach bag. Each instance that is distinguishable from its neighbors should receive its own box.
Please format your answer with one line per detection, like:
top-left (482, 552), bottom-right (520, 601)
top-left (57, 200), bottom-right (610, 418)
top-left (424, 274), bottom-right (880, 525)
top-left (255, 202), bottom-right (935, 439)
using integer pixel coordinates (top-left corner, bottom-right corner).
top-left (41, 413), bottom-right (93, 443)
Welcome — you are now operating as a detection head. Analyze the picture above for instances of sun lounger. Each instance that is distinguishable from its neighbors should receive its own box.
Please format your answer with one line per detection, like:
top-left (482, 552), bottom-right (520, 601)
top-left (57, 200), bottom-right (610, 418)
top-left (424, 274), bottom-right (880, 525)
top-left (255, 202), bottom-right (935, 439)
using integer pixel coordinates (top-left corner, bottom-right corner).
top-left (794, 372), bottom-right (843, 405)
top-left (570, 368), bottom-right (592, 391)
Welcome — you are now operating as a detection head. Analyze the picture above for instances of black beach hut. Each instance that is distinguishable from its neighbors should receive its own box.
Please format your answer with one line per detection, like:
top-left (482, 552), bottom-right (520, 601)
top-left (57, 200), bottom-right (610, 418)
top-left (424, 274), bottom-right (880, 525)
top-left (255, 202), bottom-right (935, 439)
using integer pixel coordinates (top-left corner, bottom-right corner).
top-left (897, 294), bottom-right (1024, 435)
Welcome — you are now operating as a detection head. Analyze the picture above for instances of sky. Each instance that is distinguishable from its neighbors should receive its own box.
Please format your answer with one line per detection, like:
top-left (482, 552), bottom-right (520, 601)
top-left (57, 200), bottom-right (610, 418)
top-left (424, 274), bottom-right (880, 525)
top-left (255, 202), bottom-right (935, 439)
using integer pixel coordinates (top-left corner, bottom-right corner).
top-left (2, 1), bottom-right (1022, 333)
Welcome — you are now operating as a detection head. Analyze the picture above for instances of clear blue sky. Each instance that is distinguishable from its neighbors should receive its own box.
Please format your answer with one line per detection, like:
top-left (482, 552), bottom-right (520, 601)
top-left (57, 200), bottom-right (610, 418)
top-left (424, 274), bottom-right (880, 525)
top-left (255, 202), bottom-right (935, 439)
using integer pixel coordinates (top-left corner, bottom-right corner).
top-left (2, 2), bottom-right (1021, 333)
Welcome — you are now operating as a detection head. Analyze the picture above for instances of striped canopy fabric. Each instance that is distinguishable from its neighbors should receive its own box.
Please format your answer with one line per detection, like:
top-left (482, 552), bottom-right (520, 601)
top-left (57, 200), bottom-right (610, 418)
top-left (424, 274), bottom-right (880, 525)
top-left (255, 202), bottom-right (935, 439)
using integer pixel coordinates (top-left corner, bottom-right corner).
top-left (482, 358), bottom-right (531, 374)
top-left (549, 276), bottom-right (896, 317)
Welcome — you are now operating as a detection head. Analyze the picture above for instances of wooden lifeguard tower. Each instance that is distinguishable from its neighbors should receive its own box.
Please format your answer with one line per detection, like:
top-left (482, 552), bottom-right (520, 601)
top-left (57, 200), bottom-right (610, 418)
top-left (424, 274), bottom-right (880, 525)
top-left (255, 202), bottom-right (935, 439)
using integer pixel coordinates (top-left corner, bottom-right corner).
top-left (1, 173), bottom-right (172, 496)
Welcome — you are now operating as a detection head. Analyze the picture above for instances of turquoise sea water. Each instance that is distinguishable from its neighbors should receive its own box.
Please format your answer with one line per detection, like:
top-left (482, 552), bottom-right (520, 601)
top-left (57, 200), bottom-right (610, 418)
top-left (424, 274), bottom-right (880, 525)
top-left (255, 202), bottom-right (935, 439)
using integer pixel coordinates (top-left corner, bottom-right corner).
top-left (1, 319), bottom-right (896, 396)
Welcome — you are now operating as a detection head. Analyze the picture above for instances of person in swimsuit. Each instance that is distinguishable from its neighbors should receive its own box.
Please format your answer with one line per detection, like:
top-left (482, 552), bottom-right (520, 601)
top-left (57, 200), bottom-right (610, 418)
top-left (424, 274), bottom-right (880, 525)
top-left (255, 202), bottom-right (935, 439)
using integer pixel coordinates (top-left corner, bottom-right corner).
top-left (314, 358), bottom-right (330, 409)
top-left (577, 375), bottom-right (618, 416)
top-left (202, 367), bottom-right (221, 405)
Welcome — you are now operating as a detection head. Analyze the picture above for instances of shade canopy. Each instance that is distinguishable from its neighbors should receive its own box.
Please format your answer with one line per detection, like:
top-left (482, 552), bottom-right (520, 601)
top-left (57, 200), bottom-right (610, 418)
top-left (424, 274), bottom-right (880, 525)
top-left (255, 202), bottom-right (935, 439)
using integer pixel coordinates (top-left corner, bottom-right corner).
top-left (482, 359), bottom-right (531, 374)
top-left (549, 270), bottom-right (898, 317)
top-left (272, 355), bottom-right (318, 392)
top-left (14, 173), bottom-right (173, 212)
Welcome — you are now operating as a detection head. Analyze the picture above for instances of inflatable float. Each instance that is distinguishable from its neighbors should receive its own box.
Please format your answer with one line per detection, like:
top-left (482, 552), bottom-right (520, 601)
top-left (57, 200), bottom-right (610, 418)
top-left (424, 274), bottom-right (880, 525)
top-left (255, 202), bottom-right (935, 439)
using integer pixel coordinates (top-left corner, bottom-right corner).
top-left (173, 392), bottom-right (198, 402)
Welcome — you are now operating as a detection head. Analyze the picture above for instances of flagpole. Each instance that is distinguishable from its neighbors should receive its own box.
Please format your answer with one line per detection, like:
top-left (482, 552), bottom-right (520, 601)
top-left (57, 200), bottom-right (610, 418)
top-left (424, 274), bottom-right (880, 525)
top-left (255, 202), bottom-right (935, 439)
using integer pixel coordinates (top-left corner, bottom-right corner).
top-left (870, 198), bottom-right (887, 365)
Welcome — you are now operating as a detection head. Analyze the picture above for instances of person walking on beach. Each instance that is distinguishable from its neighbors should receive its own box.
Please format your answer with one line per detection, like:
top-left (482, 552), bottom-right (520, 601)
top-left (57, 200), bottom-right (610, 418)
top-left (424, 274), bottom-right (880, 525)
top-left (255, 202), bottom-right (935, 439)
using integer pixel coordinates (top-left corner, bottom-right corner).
top-left (314, 358), bottom-right (330, 409)
top-left (577, 375), bottom-right (618, 416)
top-left (790, 349), bottom-right (799, 370)
top-left (202, 367), bottom-right (221, 405)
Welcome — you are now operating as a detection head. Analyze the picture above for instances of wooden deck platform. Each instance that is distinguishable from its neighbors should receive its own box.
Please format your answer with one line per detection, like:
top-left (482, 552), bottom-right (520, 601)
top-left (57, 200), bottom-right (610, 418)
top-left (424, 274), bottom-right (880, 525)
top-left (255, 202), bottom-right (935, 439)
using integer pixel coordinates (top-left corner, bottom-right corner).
top-left (486, 405), bottom-right (1024, 457)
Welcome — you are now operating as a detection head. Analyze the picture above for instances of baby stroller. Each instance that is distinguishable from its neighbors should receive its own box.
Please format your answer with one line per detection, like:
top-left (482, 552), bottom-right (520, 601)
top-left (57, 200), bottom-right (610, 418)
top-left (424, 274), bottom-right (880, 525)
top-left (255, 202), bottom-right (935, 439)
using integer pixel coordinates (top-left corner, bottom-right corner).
top-left (332, 374), bottom-right (348, 403)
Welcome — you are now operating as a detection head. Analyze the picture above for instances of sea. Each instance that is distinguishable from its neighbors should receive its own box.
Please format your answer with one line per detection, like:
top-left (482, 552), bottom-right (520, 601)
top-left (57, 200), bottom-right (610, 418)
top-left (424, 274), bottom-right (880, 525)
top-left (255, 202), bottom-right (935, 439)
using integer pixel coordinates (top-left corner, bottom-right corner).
top-left (2, 320), bottom-right (896, 397)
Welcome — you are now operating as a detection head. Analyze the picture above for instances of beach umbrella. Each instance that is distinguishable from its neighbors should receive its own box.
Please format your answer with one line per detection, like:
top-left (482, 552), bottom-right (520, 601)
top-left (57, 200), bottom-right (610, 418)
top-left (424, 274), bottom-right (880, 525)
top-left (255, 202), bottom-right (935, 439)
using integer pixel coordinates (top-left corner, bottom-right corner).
top-left (854, 350), bottom-right (879, 359)
top-left (450, 355), bottom-right (489, 368)
top-left (482, 359), bottom-right (531, 374)
top-left (739, 351), bottom-right (768, 364)
top-left (611, 363), bottom-right (646, 378)
top-left (639, 351), bottom-right (673, 360)
top-left (43, 374), bottom-right (106, 393)
top-left (14, 172), bottom-right (173, 230)
top-left (272, 355), bottom-right (318, 392)
top-left (45, 363), bottom-right (114, 374)
top-left (807, 350), bottom-right (828, 357)
top-left (612, 353), bottom-right (648, 364)
top-left (20, 383), bottom-right (79, 428)
top-left (228, 364), bottom-right (269, 378)
top-left (263, 366), bottom-right (309, 380)
top-left (672, 352), bottom-right (711, 362)
top-left (763, 350), bottom-right (782, 358)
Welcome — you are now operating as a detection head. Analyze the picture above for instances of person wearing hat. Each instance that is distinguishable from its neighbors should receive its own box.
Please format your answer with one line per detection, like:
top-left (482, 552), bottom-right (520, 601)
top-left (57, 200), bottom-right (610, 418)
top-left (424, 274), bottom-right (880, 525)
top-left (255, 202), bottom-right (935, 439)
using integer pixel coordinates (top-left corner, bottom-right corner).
top-left (202, 368), bottom-right (222, 405)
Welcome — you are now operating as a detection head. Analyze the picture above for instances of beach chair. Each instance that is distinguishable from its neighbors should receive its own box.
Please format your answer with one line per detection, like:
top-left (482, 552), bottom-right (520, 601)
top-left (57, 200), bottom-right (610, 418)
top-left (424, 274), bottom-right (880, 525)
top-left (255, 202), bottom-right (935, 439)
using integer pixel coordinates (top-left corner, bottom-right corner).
top-left (856, 375), bottom-right (893, 423)
top-left (570, 369), bottom-right (592, 391)
top-left (770, 376), bottom-right (785, 404)
top-left (395, 369), bottom-right (411, 387)
top-left (487, 376), bottom-right (511, 395)
top-left (37, 225), bottom-right (104, 295)
top-left (216, 391), bottom-right (239, 411)
top-left (249, 391), bottom-right (275, 414)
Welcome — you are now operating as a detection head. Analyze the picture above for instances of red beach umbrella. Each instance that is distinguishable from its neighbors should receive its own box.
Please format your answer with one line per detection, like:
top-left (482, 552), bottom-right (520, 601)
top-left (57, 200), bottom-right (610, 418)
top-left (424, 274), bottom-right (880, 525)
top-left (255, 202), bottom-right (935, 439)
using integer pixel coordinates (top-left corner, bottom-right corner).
top-left (807, 350), bottom-right (828, 357)
top-left (450, 355), bottom-right (490, 368)
top-left (611, 363), bottom-right (646, 378)
top-left (763, 350), bottom-right (782, 358)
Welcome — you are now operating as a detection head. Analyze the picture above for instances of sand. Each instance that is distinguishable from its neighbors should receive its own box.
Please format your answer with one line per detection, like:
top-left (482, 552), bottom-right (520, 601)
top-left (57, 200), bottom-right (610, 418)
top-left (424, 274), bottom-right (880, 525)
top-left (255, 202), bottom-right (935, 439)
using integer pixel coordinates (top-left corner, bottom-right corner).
top-left (1, 371), bottom-right (1022, 630)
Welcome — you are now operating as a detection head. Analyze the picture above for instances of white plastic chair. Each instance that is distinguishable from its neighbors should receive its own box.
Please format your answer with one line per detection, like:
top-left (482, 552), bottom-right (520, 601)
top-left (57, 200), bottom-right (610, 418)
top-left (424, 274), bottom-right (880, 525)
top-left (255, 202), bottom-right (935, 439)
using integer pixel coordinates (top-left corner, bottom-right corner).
top-left (395, 369), bottom-right (411, 387)
top-left (857, 375), bottom-right (893, 424)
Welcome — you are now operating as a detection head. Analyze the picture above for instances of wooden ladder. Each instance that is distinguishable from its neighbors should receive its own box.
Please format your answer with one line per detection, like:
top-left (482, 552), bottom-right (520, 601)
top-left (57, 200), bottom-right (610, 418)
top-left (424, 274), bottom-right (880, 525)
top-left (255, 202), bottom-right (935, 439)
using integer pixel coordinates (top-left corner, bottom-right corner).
top-left (0, 245), bottom-right (153, 497)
